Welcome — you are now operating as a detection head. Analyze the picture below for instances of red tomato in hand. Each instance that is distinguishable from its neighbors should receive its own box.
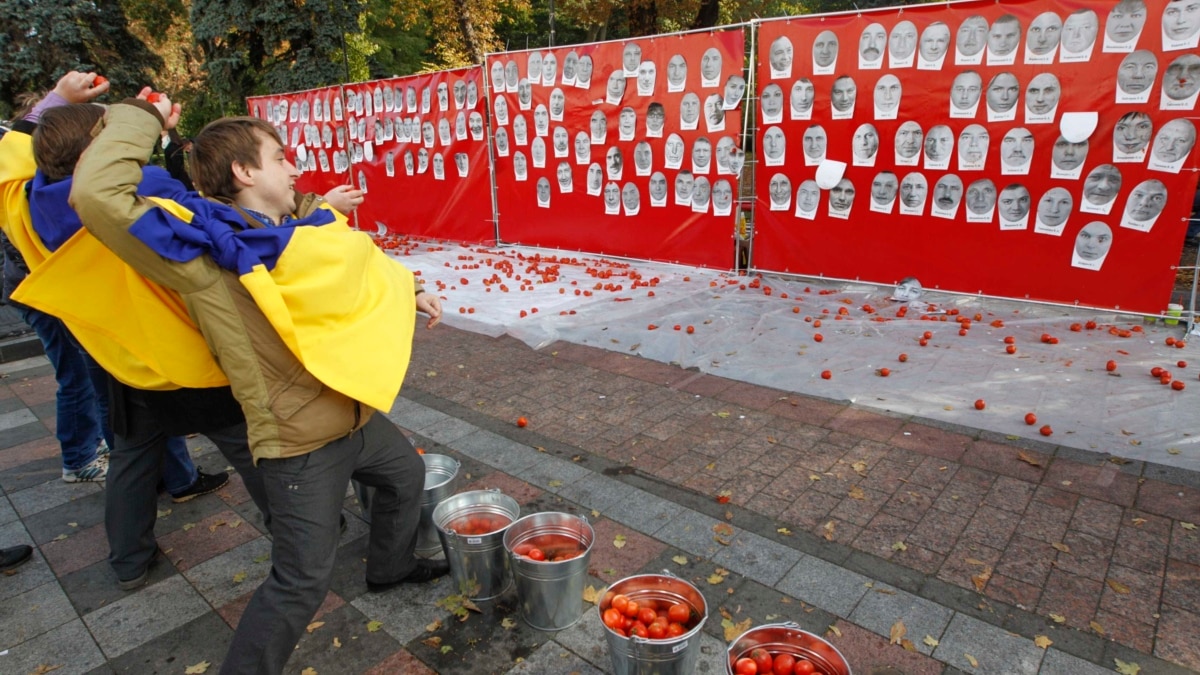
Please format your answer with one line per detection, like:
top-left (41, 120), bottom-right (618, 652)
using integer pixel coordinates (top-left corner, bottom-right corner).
top-left (146, 92), bottom-right (163, 103)
top-left (735, 657), bottom-right (758, 675)
top-left (750, 648), bottom-right (773, 673)
top-left (93, 75), bottom-right (108, 86)
top-left (668, 602), bottom-right (690, 624)
top-left (772, 654), bottom-right (796, 675)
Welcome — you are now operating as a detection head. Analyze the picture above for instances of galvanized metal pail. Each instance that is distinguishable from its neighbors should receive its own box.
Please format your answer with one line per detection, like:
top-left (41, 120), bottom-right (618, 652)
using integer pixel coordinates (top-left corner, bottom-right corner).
top-left (600, 572), bottom-right (708, 675)
top-left (725, 622), bottom-right (853, 675)
top-left (416, 454), bottom-right (460, 555)
top-left (502, 512), bottom-right (594, 631)
top-left (433, 489), bottom-right (519, 600)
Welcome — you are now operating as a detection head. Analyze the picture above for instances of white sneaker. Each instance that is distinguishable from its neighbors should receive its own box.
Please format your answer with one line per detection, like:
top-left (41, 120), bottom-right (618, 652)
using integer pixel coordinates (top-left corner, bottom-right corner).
top-left (63, 455), bottom-right (108, 483)
top-left (95, 440), bottom-right (110, 458)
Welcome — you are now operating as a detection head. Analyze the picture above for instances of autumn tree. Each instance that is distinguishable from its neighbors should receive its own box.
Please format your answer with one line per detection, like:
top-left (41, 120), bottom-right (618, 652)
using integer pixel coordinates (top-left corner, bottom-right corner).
top-left (0, 0), bottom-right (162, 118)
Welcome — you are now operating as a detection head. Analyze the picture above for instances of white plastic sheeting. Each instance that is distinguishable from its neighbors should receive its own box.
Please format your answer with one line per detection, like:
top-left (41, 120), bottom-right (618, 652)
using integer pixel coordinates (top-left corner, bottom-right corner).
top-left (389, 239), bottom-right (1198, 471)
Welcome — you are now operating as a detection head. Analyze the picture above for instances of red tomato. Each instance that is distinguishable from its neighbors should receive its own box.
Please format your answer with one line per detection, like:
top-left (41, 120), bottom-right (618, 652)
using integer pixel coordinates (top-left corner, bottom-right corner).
top-left (772, 654), bottom-right (796, 675)
top-left (820, 370), bottom-right (832, 380)
top-left (1152, 367), bottom-right (1164, 377)
top-left (735, 657), bottom-right (758, 675)
top-left (666, 622), bottom-right (685, 638)
top-left (922, 331), bottom-right (933, 340)
top-left (647, 621), bottom-right (667, 639)
top-left (793, 659), bottom-right (816, 675)
top-left (629, 622), bottom-right (648, 638)
top-left (878, 368), bottom-right (890, 377)
top-left (898, 353), bottom-right (908, 362)
top-left (751, 648), bottom-right (773, 673)
top-left (1086, 320), bottom-right (1097, 329)
top-left (516, 416), bottom-right (528, 428)
top-left (1024, 412), bottom-right (1037, 425)
top-left (603, 608), bottom-right (624, 630)
top-left (1106, 360), bottom-right (1117, 372)
top-left (686, 325), bottom-right (695, 334)
top-left (974, 399), bottom-right (986, 410)
top-left (1173, 380), bottom-right (1186, 391)
top-left (638, 608), bottom-right (657, 625)
top-left (668, 602), bottom-right (690, 624)
top-left (1003, 336), bottom-right (1016, 344)
top-left (813, 333), bottom-right (824, 342)
top-left (146, 92), bottom-right (163, 103)
top-left (1178, 360), bottom-right (1188, 368)
top-left (1005, 345), bottom-right (1016, 354)
top-left (93, 75), bottom-right (108, 86)
top-left (623, 600), bottom-right (640, 618)
top-left (527, 548), bottom-right (545, 561)
top-left (611, 595), bottom-right (629, 614)
top-left (1040, 425), bottom-right (1053, 436)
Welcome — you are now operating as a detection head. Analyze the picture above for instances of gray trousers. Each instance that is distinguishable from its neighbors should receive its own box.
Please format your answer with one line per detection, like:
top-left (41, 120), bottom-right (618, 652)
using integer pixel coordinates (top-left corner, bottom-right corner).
top-left (105, 398), bottom-right (267, 581)
top-left (220, 412), bottom-right (424, 675)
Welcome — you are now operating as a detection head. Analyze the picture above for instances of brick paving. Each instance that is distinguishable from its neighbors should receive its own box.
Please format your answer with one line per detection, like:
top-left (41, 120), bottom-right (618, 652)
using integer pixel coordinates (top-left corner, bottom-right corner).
top-left (0, 324), bottom-right (1197, 674)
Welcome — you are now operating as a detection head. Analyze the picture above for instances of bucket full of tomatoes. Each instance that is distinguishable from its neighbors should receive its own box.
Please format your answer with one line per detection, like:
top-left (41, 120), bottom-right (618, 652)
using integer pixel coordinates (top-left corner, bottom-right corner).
top-left (433, 489), bottom-right (520, 600)
top-left (726, 622), bottom-right (852, 675)
top-left (599, 572), bottom-right (708, 675)
top-left (416, 454), bottom-right (460, 555)
top-left (503, 512), bottom-right (594, 631)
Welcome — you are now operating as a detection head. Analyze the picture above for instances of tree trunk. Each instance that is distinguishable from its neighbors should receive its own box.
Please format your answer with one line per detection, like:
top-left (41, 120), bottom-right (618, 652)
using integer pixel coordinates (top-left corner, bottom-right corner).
top-left (453, 0), bottom-right (482, 63)
top-left (691, 0), bottom-right (719, 29)
top-left (628, 0), bottom-right (657, 37)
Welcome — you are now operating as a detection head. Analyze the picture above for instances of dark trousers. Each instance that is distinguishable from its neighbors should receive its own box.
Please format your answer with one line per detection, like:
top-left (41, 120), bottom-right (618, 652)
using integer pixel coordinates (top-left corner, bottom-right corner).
top-left (220, 413), bottom-right (424, 675)
top-left (105, 394), bottom-right (268, 581)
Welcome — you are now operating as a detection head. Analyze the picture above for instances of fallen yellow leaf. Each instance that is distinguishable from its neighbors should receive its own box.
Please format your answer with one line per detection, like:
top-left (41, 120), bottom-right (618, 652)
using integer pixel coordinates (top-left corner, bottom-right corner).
top-left (672, 555), bottom-right (688, 565)
top-left (1034, 635), bottom-right (1053, 649)
top-left (965, 654), bottom-right (978, 668)
top-left (301, 669), bottom-right (317, 675)
top-left (1016, 451), bottom-right (1044, 468)
top-left (721, 617), bottom-right (752, 641)
top-left (1114, 658), bottom-right (1141, 674)
top-left (892, 541), bottom-right (908, 552)
top-left (421, 636), bottom-right (442, 648)
top-left (1167, 448), bottom-right (1182, 455)
top-left (971, 566), bottom-right (993, 592)
top-left (613, 534), bottom-right (627, 549)
top-left (1107, 579), bottom-right (1131, 595)
top-left (777, 527), bottom-right (792, 536)
top-left (305, 621), bottom-right (325, 633)
top-left (547, 480), bottom-right (563, 488)
top-left (1090, 620), bottom-right (1105, 635)
top-left (366, 620), bottom-right (383, 632)
top-left (1052, 542), bottom-right (1070, 554)
top-left (1048, 613), bottom-right (1066, 624)
top-left (822, 521), bottom-right (836, 541)
top-left (1182, 522), bottom-right (1197, 531)
top-left (848, 485), bottom-right (866, 500)
top-left (889, 619), bottom-right (907, 645)
top-left (184, 664), bottom-right (209, 675)
top-left (425, 619), bottom-right (442, 632)
top-left (182, 523), bottom-right (196, 531)
top-left (851, 461), bottom-right (868, 476)
top-left (809, 474), bottom-right (822, 482)
top-left (501, 617), bottom-right (517, 629)
top-left (827, 624), bottom-right (841, 637)
top-left (232, 571), bottom-right (247, 584)
top-left (582, 585), bottom-right (604, 604)
top-left (923, 635), bottom-right (939, 648)
top-left (332, 637), bottom-right (341, 648)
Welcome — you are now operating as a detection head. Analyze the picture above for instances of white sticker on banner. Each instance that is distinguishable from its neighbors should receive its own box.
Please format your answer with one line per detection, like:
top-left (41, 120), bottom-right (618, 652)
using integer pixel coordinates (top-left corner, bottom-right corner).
top-left (1060, 112), bottom-right (1098, 143)
top-left (814, 160), bottom-right (845, 189)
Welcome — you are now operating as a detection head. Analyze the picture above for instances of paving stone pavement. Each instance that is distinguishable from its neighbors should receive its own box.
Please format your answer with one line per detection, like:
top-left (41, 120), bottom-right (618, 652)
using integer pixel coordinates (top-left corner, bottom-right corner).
top-left (0, 325), bottom-right (1198, 674)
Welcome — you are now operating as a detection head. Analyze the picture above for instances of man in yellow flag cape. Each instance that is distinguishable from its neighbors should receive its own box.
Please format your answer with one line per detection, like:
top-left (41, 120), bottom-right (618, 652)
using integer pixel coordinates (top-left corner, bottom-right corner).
top-left (70, 90), bottom-right (449, 675)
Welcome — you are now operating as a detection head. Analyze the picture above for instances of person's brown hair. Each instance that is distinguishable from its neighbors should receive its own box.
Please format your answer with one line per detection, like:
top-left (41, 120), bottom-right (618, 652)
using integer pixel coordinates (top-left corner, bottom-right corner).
top-left (190, 116), bottom-right (281, 200)
top-left (11, 91), bottom-right (44, 121)
top-left (32, 104), bottom-right (106, 182)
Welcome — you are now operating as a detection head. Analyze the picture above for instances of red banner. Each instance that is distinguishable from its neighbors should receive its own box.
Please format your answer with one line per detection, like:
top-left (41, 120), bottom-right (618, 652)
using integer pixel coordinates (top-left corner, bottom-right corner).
top-left (247, 86), bottom-right (352, 198)
top-left (488, 29), bottom-right (747, 268)
top-left (752, 0), bottom-right (1200, 313)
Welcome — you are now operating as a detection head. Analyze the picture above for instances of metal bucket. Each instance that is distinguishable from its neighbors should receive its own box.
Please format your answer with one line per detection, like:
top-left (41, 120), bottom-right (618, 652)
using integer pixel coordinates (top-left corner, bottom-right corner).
top-left (416, 454), bottom-right (460, 555)
top-left (600, 573), bottom-right (708, 675)
top-left (502, 512), bottom-right (594, 631)
top-left (432, 489), bottom-right (519, 600)
top-left (725, 622), bottom-right (853, 675)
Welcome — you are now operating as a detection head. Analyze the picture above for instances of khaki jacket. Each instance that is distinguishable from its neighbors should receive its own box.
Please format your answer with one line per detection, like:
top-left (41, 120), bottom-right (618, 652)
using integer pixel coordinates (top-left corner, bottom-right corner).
top-left (72, 103), bottom-right (370, 461)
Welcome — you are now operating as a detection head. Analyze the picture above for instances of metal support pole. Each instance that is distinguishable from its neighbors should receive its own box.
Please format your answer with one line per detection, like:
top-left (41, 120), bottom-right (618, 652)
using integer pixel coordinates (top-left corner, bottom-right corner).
top-left (481, 60), bottom-right (503, 245)
top-left (738, 22), bottom-right (758, 273)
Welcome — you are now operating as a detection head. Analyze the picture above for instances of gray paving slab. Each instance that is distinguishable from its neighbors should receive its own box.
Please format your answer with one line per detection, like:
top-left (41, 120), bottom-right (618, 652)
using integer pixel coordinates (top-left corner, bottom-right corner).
top-left (933, 612), bottom-right (1045, 675)
top-left (83, 574), bottom-right (211, 659)
top-left (512, 454), bottom-right (594, 493)
top-left (849, 582), bottom-right (955, 656)
top-left (508, 640), bottom-right (607, 675)
top-left (0, 421), bottom-right (51, 451)
top-left (712, 529), bottom-right (804, 587)
top-left (0, 407), bottom-right (37, 432)
top-left (451, 429), bottom-right (544, 474)
top-left (553, 598), bottom-right (616, 670)
top-left (0, 543), bottom-right (56, 603)
top-left (556, 472), bottom-right (636, 514)
top-left (0, 354), bottom-right (48, 376)
top-left (8, 479), bottom-right (102, 518)
top-left (0, 494), bottom-right (18, 526)
top-left (387, 396), bottom-right (450, 430)
top-left (0, 581), bottom-right (76, 651)
top-left (651, 507), bottom-right (735, 559)
top-left (1039, 648), bottom-right (1114, 675)
top-left (105, 611), bottom-right (234, 675)
top-left (182, 536), bottom-right (273, 608)
top-left (349, 575), bottom-right (457, 645)
top-left (594, 487), bottom-right (684, 537)
top-left (0, 618), bottom-right (106, 675)
top-left (775, 554), bottom-right (872, 618)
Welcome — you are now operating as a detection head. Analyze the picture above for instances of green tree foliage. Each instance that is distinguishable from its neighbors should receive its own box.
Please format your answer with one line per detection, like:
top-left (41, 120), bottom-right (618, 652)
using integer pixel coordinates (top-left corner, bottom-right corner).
top-left (190, 0), bottom-right (366, 113)
top-left (0, 0), bottom-right (162, 118)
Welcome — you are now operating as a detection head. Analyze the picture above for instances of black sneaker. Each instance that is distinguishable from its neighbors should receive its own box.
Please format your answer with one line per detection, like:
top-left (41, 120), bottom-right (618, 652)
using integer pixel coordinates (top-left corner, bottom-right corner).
top-left (0, 545), bottom-right (33, 572)
top-left (366, 559), bottom-right (450, 593)
top-left (170, 470), bottom-right (230, 503)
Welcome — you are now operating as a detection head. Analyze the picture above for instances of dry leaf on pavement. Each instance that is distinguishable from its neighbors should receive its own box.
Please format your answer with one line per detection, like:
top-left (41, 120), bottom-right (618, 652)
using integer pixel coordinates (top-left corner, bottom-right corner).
top-left (305, 621), bottom-right (325, 633)
top-left (889, 619), bottom-right (906, 645)
top-left (613, 534), bottom-right (627, 549)
top-left (1048, 613), bottom-right (1066, 624)
top-left (923, 635), bottom-right (939, 648)
top-left (721, 617), bottom-right (752, 641)
top-left (366, 620), bottom-right (383, 632)
top-left (582, 585), bottom-right (604, 604)
top-left (1089, 620), bottom-right (1105, 635)
top-left (1016, 451), bottom-right (1044, 467)
top-left (964, 654), bottom-right (979, 667)
top-left (848, 485), bottom-right (866, 500)
top-left (184, 665), bottom-right (209, 675)
top-left (501, 617), bottom-right (517, 630)
top-left (1107, 579), bottom-right (1131, 594)
top-left (822, 521), bottom-right (836, 541)
top-left (1051, 542), bottom-right (1070, 554)
top-left (672, 555), bottom-right (688, 565)
top-left (425, 619), bottom-right (442, 632)
top-left (301, 669), bottom-right (317, 675)
top-left (827, 624), bottom-right (841, 637)
top-left (971, 566), bottom-right (993, 592)
top-left (1114, 658), bottom-right (1141, 674)
top-left (1034, 635), bottom-right (1053, 649)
